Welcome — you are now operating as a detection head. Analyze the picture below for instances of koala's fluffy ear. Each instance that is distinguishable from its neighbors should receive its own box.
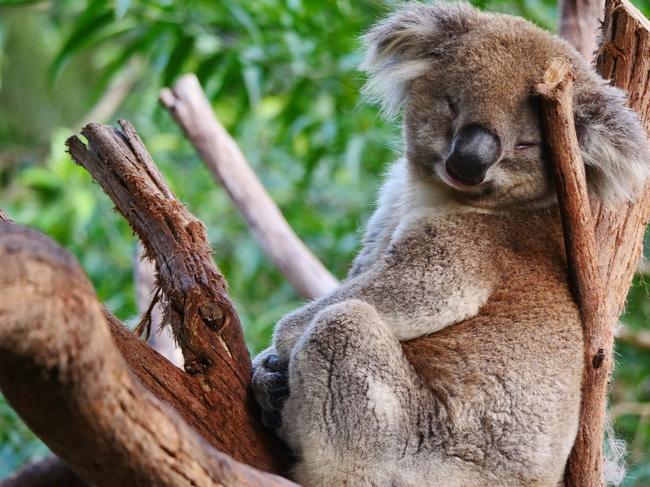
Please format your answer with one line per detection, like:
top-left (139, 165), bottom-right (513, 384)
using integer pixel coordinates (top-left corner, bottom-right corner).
top-left (360, 2), bottom-right (479, 117)
top-left (573, 83), bottom-right (650, 203)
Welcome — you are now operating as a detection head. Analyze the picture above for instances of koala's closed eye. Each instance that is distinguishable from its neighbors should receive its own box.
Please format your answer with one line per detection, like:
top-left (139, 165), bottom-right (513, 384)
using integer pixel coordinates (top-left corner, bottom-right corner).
top-left (514, 142), bottom-right (538, 150)
top-left (446, 96), bottom-right (457, 119)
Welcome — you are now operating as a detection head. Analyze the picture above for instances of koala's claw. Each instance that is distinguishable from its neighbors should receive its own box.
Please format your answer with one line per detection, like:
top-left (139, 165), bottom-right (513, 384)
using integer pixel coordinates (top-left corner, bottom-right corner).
top-left (263, 353), bottom-right (287, 372)
top-left (252, 353), bottom-right (290, 429)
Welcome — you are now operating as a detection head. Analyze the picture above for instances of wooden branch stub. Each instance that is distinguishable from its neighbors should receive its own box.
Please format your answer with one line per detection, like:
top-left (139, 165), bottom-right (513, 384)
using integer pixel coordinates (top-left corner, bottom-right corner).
top-left (0, 222), bottom-right (296, 487)
top-left (67, 121), bottom-right (248, 378)
top-left (160, 74), bottom-right (338, 300)
top-left (535, 58), bottom-right (610, 486)
top-left (65, 121), bottom-right (288, 473)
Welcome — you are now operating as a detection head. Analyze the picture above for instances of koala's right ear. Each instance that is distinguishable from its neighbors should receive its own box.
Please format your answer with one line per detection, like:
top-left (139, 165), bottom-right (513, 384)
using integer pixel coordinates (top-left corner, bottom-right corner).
top-left (573, 82), bottom-right (650, 203)
top-left (360, 2), bottom-right (479, 117)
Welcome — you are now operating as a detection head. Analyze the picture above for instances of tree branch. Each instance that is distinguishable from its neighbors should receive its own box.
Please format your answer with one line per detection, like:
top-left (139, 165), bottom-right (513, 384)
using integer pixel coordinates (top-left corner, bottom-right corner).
top-left (0, 222), bottom-right (296, 487)
top-left (535, 57), bottom-right (610, 487)
top-left (617, 323), bottom-right (650, 350)
top-left (536, 1), bottom-right (650, 484)
top-left (160, 74), bottom-right (338, 300)
top-left (65, 121), bottom-right (287, 472)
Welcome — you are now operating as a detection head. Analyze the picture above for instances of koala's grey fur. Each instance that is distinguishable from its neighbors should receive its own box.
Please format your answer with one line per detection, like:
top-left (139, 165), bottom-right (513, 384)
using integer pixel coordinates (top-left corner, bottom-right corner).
top-left (252, 3), bottom-right (650, 486)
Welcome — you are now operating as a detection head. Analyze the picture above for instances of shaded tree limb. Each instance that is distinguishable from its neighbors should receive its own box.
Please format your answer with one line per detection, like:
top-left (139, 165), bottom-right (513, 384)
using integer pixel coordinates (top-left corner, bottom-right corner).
top-left (160, 74), bottom-right (338, 300)
top-left (0, 222), bottom-right (296, 487)
top-left (617, 324), bottom-right (650, 350)
top-left (65, 120), bottom-right (287, 473)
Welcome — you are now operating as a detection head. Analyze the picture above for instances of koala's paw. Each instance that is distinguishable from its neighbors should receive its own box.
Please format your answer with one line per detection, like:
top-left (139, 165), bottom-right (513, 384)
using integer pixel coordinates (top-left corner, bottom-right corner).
top-left (252, 354), bottom-right (290, 430)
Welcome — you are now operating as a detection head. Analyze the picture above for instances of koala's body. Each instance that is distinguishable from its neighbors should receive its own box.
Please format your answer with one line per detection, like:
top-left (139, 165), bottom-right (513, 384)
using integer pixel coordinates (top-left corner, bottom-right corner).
top-left (253, 3), bottom-right (649, 487)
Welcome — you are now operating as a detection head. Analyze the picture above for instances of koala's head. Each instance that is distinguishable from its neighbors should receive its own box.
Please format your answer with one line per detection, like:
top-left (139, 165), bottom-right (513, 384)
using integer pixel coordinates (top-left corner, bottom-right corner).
top-left (360, 2), bottom-right (649, 208)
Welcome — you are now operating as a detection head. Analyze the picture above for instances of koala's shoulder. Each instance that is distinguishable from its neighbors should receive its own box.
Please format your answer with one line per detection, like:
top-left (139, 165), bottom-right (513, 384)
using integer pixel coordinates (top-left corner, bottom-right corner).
top-left (388, 206), bottom-right (563, 272)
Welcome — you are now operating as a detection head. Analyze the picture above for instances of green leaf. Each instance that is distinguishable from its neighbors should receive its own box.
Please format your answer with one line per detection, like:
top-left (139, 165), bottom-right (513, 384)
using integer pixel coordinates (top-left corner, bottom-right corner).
top-left (50, 9), bottom-right (115, 81)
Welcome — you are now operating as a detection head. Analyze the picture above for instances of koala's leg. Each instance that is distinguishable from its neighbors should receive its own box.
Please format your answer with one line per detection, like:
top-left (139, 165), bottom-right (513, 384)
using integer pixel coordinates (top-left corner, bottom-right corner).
top-left (281, 299), bottom-right (432, 487)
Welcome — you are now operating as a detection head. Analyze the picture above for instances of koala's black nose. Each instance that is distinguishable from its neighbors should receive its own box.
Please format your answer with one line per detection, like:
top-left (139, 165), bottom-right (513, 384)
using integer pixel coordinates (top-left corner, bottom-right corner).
top-left (445, 124), bottom-right (501, 186)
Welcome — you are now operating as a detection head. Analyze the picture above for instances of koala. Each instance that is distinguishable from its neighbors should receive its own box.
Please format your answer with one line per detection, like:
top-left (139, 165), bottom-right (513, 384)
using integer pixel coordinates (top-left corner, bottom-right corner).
top-left (252, 3), bottom-right (650, 486)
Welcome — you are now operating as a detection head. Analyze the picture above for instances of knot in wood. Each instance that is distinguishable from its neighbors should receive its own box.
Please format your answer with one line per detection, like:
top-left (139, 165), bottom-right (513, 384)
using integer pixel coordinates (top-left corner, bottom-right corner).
top-left (592, 348), bottom-right (606, 369)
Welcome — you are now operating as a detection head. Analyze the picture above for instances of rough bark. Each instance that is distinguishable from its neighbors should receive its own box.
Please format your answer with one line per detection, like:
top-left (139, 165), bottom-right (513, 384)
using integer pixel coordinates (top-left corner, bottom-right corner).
top-left (559, 0), bottom-right (605, 59)
top-left (65, 120), bottom-right (287, 473)
top-left (160, 74), bottom-right (337, 300)
top-left (538, 1), bottom-right (650, 484)
top-left (0, 222), bottom-right (296, 487)
top-left (534, 58), bottom-right (611, 487)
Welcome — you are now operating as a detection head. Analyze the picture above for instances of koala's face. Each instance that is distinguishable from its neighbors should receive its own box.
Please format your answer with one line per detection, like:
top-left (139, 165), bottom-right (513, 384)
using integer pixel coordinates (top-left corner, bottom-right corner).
top-left (361, 3), bottom-right (649, 208)
top-left (404, 42), bottom-right (552, 208)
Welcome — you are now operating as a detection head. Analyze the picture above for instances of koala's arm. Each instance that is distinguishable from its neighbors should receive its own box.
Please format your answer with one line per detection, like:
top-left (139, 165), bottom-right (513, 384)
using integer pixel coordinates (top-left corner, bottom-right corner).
top-left (272, 211), bottom-right (497, 360)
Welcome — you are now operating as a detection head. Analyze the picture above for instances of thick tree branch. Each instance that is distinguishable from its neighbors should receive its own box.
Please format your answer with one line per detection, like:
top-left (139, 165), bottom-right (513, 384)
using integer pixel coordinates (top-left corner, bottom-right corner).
top-left (536, 2), bottom-right (650, 484)
top-left (535, 58), bottom-right (610, 487)
top-left (65, 121), bottom-right (287, 472)
top-left (160, 74), bottom-right (338, 300)
top-left (0, 222), bottom-right (296, 487)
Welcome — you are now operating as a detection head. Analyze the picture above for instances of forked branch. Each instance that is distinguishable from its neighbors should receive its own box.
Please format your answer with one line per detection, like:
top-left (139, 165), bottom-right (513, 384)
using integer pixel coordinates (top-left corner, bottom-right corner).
top-left (66, 121), bottom-right (286, 472)
top-left (0, 223), bottom-right (295, 487)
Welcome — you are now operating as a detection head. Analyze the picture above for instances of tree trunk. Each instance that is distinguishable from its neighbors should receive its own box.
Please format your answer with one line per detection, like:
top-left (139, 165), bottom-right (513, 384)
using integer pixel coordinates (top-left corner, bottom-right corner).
top-left (545, 0), bottom-right (650, 485)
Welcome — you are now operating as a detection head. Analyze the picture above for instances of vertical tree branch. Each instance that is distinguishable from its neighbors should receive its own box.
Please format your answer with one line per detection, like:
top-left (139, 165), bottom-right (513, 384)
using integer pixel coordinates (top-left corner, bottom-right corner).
top-left (535, 57), bottom-right (610, 487)
top-left (538, 1), bottom-right (650, 484)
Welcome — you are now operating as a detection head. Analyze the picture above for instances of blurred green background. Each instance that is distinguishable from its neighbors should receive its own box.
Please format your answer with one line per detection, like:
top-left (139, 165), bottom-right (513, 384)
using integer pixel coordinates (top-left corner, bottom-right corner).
top-left (0, 0), bottom-right (648, 484)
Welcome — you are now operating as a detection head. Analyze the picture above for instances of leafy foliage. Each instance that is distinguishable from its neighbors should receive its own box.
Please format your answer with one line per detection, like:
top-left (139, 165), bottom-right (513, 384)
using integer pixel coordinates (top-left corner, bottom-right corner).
top-left (0, 0), bottom-right (649, 483)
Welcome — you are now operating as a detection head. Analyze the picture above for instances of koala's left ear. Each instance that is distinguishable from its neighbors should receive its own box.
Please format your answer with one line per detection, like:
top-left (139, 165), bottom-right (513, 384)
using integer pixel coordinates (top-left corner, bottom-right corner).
top-left (359, 2), bottom-right (480, 117)
top-left (573, 82), bottom-right (650, 203)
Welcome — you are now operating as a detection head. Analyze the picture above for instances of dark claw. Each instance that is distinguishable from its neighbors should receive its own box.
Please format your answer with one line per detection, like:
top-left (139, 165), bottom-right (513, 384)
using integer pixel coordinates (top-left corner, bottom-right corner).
top-left (263, 354), bottom-right (288, 372)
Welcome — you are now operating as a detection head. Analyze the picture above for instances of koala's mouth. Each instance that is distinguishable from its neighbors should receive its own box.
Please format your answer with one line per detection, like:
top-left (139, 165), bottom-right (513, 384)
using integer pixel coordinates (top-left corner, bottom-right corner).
top-left (433, 163), bottom-right (490, 194)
